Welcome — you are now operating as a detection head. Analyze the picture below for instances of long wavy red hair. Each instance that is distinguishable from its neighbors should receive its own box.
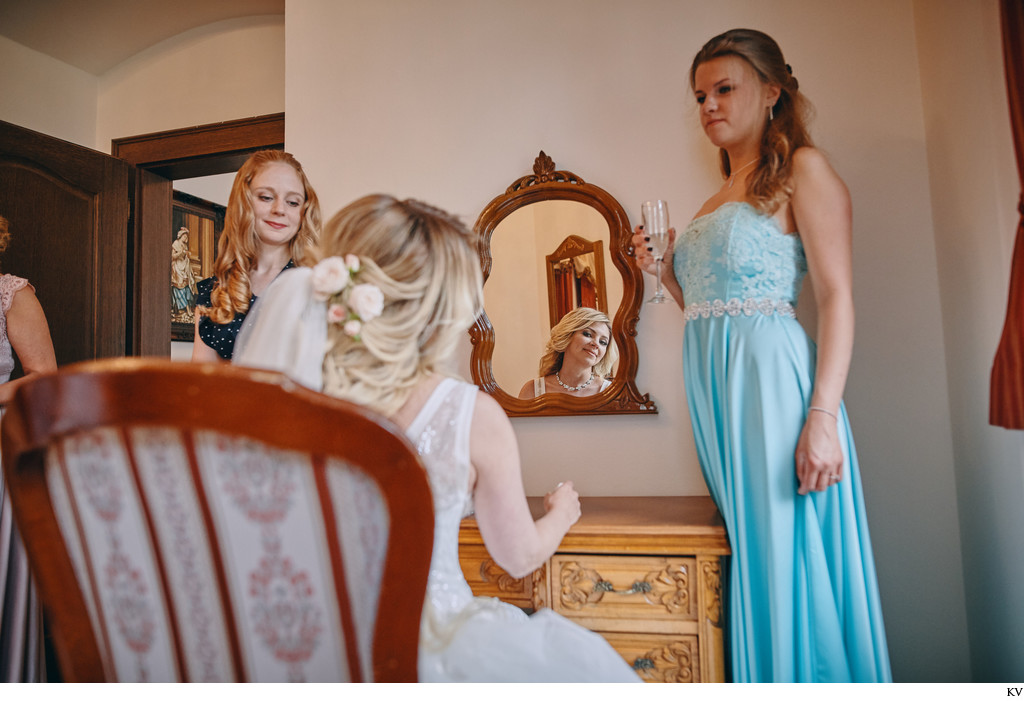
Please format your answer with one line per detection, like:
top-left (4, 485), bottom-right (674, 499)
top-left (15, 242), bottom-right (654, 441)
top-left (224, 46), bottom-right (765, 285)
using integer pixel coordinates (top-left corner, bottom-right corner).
top-left (202, 150), bottom-right (322, 324)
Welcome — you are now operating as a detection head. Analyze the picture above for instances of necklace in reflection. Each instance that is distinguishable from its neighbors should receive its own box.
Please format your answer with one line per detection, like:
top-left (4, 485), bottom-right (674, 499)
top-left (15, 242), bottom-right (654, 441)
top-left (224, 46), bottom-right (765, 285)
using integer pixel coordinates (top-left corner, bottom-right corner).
top-left (555, 371), bottom-right (594, 392)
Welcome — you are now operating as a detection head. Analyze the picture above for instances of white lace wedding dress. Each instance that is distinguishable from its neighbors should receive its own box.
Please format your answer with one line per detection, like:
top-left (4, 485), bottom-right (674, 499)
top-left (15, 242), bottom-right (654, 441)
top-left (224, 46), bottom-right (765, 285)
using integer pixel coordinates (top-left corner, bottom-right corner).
top-left (408, 378), bottom-right (639, 682)
top-left (234, 269), bottom-right (639, 682)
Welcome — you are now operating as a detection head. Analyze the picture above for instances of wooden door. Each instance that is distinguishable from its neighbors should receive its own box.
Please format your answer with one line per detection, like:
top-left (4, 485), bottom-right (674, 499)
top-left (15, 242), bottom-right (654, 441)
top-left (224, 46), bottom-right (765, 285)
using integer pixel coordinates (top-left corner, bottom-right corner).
top-left (0, 120), bottom-right (133, 365)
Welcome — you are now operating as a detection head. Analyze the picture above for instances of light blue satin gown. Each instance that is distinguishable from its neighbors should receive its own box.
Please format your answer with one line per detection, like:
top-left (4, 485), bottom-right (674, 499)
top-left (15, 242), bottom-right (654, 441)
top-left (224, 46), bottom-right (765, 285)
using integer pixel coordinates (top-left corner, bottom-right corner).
top-left (673, 202), bottom-right (891, 682)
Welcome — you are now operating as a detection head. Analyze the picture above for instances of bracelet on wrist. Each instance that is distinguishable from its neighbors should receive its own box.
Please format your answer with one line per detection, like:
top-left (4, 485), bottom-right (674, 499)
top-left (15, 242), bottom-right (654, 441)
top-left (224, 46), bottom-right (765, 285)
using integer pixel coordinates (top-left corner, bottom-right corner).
top-left (808, 406), bottom-right (838, 421)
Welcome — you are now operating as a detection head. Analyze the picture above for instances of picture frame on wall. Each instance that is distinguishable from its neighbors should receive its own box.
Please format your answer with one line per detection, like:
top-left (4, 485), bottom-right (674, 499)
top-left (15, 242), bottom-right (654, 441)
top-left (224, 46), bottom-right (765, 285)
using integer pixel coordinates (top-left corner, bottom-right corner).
top-left (171, 191), bottom-right (225, 342)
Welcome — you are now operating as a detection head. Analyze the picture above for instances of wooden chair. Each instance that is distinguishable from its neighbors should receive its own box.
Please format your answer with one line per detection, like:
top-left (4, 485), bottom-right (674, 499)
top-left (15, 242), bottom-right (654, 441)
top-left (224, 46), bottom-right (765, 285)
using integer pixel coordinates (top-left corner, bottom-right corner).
top-left (0, 358), bottom-right (434, 682)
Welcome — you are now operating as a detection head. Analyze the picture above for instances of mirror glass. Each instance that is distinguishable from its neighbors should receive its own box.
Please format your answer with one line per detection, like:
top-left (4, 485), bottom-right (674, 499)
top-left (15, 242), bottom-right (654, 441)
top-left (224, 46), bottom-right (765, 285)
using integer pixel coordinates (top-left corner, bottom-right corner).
top-left (469, 151), bottom-right (656, 417)
top-left (489, 201), bottom-right (622, 391)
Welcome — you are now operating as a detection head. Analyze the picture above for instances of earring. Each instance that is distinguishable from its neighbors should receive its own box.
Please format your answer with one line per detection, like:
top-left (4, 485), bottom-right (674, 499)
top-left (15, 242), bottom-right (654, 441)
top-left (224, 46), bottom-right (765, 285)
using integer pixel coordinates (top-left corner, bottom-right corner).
top-left (768, 105), bottom-right (773, 121)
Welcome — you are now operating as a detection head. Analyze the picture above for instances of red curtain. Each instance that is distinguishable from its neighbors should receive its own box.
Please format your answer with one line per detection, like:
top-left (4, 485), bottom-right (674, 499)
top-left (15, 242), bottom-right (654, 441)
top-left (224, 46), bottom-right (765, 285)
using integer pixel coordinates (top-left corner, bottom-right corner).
top-left (991, 0), bottom-right (1024, 429)
top-left (553, 264), bottom-right (573, 323)
top-left (579, 274), bottom-right (597, 308)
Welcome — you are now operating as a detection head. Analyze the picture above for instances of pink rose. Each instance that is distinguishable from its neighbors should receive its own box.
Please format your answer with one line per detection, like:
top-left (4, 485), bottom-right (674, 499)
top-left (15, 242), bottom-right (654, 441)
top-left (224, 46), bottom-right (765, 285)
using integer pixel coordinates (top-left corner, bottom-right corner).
top-left (327, 304), bottom-right (348, 324)
top-left (311, 257), bottom-right (350, 301)
top-left (344, 254), bottom-right (361, 273)
top-left (348, 283), bottom-right (384, 322)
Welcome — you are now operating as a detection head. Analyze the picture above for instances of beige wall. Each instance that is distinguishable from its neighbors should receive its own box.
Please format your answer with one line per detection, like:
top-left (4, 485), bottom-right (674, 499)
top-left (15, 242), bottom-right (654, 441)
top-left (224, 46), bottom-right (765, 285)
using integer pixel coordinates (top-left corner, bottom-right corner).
top-left (96, 15), bottom-right (284, 152)
top-left (5, 0), bottom-right (1023, 680)
top-left (0, 34), bottom-right (97, 145)
top-left (914, 0), bottom-right (1024, 680)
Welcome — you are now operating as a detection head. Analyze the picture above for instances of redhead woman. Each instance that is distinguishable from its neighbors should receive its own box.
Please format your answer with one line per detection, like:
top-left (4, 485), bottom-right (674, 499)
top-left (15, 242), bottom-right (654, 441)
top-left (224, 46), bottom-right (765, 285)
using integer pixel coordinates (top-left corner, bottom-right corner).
top-left (633, 29), bottom-right (890, 682)
top-left (518, 306), bottom-right (618, 399)
top-left (191, 150), bottom-right (321, 361)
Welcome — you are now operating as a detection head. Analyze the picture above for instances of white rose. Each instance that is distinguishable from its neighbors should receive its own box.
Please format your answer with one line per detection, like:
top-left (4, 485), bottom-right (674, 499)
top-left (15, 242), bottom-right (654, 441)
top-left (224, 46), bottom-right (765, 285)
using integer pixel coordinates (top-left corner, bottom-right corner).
top-left (348, 283), bottom-right (384, 322)
top-left (344, 254), bottom-right (361, 273)
top-left (311, 257), bottom-right (350, 300)
top-left (343, 319), bottom-right (362, 337)
top-left (327, 304), bottom-right (348, 324)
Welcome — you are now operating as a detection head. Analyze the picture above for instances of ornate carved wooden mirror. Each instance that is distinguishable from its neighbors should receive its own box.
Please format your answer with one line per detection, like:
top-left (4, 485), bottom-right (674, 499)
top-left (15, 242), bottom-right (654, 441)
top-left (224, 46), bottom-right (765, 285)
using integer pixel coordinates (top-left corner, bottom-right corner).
top-left (470, 151), bottom-right (656, 417)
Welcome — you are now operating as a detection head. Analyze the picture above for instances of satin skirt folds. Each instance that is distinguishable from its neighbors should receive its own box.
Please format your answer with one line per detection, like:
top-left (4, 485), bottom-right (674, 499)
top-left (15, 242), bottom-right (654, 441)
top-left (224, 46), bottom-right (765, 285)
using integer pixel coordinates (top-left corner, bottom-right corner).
top-left (682, 313), bottom-right (892, 682)
top-left (418, 601), bottom-right (641, 683)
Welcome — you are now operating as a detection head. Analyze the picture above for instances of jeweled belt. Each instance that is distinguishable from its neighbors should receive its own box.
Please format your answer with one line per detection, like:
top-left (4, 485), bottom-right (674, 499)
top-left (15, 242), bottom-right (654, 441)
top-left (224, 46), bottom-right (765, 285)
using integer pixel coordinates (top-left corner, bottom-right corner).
top-left (683, 297), bottom-right (796, 322)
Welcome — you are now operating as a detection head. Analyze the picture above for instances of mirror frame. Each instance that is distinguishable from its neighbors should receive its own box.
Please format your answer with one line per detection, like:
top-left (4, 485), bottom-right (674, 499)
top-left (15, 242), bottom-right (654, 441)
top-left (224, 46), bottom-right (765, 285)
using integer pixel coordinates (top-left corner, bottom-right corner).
top-left (469, 151), bottom-right (657, 417)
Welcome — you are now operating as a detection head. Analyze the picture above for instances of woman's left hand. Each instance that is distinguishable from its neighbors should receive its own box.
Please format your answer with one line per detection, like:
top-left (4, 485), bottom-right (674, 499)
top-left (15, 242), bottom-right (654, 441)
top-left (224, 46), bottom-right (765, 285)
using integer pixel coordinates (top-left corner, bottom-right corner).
top-left (795, 410), bottom-right (844, 494)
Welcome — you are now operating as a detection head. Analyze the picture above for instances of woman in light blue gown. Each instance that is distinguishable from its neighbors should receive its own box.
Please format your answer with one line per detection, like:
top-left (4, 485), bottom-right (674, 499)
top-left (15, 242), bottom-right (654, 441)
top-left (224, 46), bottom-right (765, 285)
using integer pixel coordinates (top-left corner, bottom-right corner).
top-left (634, 29), bottom-right (891, 682)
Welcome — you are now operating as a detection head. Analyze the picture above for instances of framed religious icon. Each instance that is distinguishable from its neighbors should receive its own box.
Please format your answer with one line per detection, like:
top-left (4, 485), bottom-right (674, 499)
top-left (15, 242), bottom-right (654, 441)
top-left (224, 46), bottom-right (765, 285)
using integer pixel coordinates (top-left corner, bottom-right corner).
top-left (171, 191), bottom-right (225, 341)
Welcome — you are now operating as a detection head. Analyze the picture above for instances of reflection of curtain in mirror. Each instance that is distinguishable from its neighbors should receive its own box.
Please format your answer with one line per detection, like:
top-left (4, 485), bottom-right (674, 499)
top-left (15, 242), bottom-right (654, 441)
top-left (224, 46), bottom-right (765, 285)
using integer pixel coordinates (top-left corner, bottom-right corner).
top-left (991, 0), bottom-right (1024, 429)
top-left (546, 236), bottom-right (608, 327)
top-left (553, 261), bottom-right (574, 323)
top-left (573, 253), bottom-right (597, 308)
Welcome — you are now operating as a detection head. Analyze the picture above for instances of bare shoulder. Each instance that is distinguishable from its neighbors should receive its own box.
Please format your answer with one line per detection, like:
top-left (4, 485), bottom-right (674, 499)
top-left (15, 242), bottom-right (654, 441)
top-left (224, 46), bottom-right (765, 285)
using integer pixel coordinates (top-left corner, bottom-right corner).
top-left (472, 389), bottom-right (511, 430)
top-left (786, 145), bottom-right (835, 176)
top-left (8, 284), bottom-right (44, 314)
top-left (791, 146), bottom-right (834, 178)
top-left (791, 147), bottom-right (850, 208)
top-left (469, 387), bottom-right (518, 485)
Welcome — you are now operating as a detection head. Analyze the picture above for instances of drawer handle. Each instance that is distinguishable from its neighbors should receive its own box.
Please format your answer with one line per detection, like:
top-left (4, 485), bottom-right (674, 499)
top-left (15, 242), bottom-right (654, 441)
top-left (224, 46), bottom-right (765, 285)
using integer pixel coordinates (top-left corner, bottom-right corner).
top-left (632, 657), bottom-right (655, 671)
top-left (595, 579), bottom-right (652, 595)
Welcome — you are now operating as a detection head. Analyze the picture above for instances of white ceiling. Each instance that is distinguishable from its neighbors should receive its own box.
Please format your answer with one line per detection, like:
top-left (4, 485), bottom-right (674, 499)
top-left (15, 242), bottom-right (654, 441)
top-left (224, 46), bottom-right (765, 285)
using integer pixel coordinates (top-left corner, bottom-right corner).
top-left (0, 0), bottom-right (284, 75)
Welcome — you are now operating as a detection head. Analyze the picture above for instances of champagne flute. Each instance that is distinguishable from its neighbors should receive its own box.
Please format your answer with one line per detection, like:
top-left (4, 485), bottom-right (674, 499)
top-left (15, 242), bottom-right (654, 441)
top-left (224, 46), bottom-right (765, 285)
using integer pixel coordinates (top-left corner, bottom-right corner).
top-left (642, 199), bottom-right (670, 304)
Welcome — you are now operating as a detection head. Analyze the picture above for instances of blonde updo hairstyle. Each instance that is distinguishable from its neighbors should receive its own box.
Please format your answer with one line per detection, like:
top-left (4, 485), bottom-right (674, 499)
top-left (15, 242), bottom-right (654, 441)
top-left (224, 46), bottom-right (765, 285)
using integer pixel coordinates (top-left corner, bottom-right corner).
top-left (319, 194), bottom-right (483, 416)
top-left (204, 150), bottom-right (322, 324)
top-left (690, 28), bottom-right (814, 215)
top-left (538, 306), bottom-right (618, 379)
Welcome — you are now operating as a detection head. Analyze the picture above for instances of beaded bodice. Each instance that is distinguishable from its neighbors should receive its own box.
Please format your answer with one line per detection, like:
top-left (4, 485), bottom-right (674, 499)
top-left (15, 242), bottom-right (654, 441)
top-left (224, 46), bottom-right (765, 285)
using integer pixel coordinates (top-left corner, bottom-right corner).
top-left (673, 201), bottom-right (807, 308)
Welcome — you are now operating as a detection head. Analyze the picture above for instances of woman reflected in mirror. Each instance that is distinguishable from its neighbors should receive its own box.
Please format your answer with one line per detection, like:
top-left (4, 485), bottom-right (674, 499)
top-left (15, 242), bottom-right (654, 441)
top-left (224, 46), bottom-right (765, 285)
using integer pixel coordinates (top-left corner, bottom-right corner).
top-left (518, 307), bottom-right (618, 399)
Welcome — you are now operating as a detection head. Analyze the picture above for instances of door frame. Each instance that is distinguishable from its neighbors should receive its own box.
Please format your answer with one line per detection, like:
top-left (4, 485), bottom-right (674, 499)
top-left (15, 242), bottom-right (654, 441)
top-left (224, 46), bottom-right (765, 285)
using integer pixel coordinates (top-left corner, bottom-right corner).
top-left (112, 113), bottom-right (284, 356)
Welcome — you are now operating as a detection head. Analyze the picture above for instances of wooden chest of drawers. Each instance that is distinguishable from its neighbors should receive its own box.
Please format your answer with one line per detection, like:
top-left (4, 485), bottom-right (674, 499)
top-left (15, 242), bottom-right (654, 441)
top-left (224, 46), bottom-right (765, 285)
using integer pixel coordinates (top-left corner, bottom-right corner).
top-left (457, 496), bottom-right (730, 682)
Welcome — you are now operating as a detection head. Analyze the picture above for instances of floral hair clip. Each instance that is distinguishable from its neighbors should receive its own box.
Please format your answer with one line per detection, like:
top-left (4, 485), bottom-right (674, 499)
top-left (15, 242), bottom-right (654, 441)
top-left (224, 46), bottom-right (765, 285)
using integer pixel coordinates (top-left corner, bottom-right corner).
top-left (311, 255), bottom-right (384, 340)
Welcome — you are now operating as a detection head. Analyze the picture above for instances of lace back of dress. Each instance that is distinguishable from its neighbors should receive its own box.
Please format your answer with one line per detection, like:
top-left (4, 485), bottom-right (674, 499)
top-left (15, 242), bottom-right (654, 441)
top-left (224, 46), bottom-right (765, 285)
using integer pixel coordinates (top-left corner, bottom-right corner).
top-left (407, 379), bottom-right (476, 520)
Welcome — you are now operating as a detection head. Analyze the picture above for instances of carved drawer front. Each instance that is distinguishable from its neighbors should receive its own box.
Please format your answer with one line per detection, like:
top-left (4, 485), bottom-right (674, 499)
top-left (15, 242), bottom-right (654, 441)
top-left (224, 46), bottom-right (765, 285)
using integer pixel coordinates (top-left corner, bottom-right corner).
top-left (552, 555), bottom-right (698, 623)
top-left (602, 632), bottom-right (702, 683)
top-left (458, 544), bottom-right (546, 610)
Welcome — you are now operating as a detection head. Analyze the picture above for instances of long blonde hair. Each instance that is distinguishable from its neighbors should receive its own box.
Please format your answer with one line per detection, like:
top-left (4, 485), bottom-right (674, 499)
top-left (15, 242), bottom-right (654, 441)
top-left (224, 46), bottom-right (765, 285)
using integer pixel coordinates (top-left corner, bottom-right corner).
top-left (203, 150), bottom-right (322, 324)
top-left (538, 307), bottom-right (618, 379)
top-left (319, 195), bottom-right (483, 416)
top-left (690, 28), bottom-right (814, 214)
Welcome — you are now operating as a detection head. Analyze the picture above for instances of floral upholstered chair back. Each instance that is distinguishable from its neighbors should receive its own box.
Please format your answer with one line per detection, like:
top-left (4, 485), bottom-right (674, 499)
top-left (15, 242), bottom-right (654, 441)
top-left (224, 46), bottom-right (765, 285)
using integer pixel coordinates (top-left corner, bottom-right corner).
top-left (0, 359), bottom-right (433, 682)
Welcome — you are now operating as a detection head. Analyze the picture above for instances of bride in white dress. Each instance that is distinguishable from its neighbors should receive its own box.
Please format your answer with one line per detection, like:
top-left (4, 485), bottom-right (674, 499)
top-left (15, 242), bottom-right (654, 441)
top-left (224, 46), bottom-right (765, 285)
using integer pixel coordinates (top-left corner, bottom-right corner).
top-left (234, 194), bottom-right (639, 683)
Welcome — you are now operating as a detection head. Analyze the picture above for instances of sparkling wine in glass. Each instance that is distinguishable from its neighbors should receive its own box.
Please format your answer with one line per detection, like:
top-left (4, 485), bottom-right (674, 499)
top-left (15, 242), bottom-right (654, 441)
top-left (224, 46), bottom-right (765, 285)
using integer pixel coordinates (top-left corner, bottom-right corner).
top-left (642, 200), bottom-right (670, 304)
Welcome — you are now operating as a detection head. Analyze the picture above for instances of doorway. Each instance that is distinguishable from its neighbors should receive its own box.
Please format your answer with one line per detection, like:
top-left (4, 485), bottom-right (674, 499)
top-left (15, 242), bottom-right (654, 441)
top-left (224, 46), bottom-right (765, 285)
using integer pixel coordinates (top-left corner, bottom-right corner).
top-left (111, 112), bottom-right (284, 356)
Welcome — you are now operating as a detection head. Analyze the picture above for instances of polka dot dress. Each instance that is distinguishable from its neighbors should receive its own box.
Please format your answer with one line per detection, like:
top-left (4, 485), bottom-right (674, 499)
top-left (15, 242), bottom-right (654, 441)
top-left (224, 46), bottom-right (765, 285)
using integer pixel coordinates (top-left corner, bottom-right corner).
top-left (195, 260), bottom-right (295, 360)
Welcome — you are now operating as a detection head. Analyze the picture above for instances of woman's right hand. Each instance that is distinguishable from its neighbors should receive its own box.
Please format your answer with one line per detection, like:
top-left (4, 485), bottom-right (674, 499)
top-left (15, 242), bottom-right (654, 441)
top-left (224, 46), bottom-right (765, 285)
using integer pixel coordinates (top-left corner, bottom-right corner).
top-left (544, 480), bottom-right (582, 527)
top-left (631, 224), bottom-right (677, 278)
